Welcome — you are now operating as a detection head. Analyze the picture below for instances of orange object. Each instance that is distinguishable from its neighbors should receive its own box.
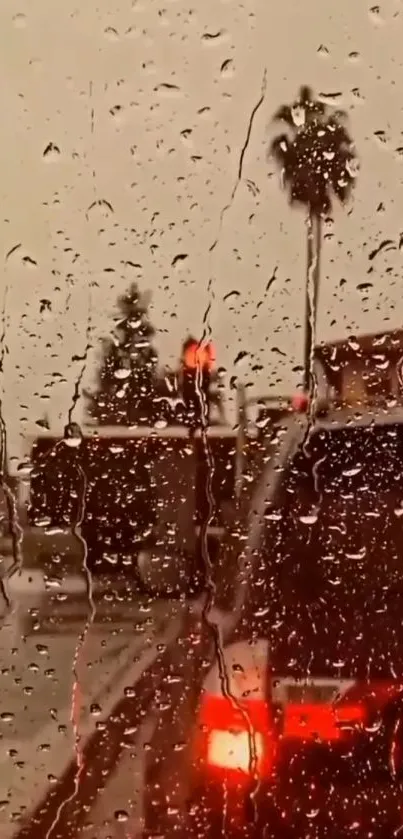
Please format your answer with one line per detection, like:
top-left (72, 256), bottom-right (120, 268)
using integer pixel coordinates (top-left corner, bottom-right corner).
top-left (183, 341), bottom-right (215, 371)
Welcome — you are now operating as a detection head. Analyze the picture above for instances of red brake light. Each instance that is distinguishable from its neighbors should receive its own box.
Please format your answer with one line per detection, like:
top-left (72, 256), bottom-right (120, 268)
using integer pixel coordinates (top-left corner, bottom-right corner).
top-left (291, 393), bottom-right (309, 413)
top-left (183, 341), bottom-right (215, 371)
top-left (195, 693), bottom-right (274, 782)
top-left (283, 703), bottom-right (365, 742)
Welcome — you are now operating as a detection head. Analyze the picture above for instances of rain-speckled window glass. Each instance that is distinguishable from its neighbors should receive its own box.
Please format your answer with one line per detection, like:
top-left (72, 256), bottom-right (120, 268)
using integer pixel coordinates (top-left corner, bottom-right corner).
top-left (2, 1), bottom-right (403, 838)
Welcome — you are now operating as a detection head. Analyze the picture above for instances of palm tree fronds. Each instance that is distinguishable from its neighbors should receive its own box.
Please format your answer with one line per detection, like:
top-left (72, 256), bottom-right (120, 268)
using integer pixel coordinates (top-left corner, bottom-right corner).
top-left (270, 86), bottom-right (357, 216)
top-left (269, 85), bottom-right (357, 398)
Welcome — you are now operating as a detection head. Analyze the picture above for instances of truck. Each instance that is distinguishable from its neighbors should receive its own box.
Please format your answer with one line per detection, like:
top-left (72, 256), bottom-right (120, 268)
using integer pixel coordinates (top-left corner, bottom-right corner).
top-left (0, 390), bottom-right (298, 627)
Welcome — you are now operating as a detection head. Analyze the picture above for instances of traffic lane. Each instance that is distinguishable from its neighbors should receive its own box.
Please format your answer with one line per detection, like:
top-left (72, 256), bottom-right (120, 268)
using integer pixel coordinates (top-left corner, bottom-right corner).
top-left (1, 599), bottom-right (187, 839)
top-left (85, 616), bottom-right (220, 839)
top-left (73, 602), bottom-right (214, 839)
top-left (7, 600), bottom-right (213, 839)
top-left (0, 593), bottom-right (179, 749)
top-left (79, 712), bottom-right (157, 838)
top-left (142, 606), bottom-right (219, 838)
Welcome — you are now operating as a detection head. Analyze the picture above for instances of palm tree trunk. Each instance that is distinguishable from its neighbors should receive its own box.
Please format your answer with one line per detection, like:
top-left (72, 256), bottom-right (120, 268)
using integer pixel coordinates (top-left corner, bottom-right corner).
top-left (303, 210), bottom-right (322, 394)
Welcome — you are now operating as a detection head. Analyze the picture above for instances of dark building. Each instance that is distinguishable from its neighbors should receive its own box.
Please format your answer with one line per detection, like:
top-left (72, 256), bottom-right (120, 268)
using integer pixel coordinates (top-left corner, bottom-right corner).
top-left (315, 328), bottom-right (403, 407)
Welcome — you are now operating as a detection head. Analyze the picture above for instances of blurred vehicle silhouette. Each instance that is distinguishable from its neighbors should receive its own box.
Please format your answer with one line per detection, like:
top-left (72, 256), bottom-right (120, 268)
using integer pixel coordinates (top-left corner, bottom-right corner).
top-left (142, 401), bottom-right (403, 839)
top-left (8, 425), bottom-right (238, 603)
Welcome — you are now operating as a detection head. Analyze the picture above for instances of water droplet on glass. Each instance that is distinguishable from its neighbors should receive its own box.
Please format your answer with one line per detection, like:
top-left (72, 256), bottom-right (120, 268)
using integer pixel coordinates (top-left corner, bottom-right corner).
top-left (220, 58), bottom-right (234, 77)
top-left (342, 466), bottom-right (362, 477)
top-left (172, 253), bottom-right (188, 269)
top-left (22, 254), bottom-right (37, 268)
top-left (264, 511), bottom-right (282, 521)
top-left (345, 158), bottom-right (359, 178)
top-left (114, 368), bottom-right (131, 380)
top-left (43, 142), bottom-right (61, 160)
top-left (291, 105), bottom-right (306, 127)
top-left (369, 5), bottom-right (382, 24)
top-left (351, 87), bottom-right (365, 102)
top-left (105, 26), bottom-right (119, 40)
top-left (124, 686), bottom-right (136, 697)
top-left (63, 422), bottom-right (83, 447)
top-left (299, 513), bottom-right (318, 525)
top-left (114, 809), bottom-right (129, 822)
top-left (346, 547), bottom-right (366, 561)
top-left (13, 13), bottom-right (27, 28)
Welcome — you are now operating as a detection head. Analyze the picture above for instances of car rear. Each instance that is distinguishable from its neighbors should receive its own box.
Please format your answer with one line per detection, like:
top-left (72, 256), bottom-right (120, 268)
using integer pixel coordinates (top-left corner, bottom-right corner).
top-left (185, 417), bottom-right (403, 838)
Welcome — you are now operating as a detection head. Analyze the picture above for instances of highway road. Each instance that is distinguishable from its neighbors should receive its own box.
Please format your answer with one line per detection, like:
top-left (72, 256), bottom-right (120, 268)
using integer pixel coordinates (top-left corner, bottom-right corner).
top-left (0, 499), bottom-right (225, 837)
top-left (0, 582), bottom-right (189, 839)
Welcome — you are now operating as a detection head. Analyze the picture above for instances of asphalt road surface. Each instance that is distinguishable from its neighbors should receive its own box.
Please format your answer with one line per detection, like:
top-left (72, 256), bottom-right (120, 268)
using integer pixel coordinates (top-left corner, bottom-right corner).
top-left (0, 582), bottom-right (188, 839)
top-left (79, 712), bottom-right (156, 838)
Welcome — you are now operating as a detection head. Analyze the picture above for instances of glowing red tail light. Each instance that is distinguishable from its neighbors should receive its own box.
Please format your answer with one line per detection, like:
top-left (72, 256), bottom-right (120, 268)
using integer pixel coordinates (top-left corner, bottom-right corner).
top-left (283, 702), bottom-right (366, 742)
top-left (194, 693), bottom-right (274, 783)
top-left (194, 693), bottom-right (366, 783)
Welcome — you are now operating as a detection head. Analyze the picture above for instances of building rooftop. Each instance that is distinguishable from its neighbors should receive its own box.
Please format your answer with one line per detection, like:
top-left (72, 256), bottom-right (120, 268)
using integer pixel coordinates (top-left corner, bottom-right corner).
top-left (316, 327), bottom-right (403, 364)
top-left (315, 327), bottom-right (403, 405)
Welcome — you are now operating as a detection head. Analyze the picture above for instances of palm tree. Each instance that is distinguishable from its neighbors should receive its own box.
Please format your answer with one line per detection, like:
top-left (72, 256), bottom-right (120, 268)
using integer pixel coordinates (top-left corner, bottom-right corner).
top-left (271, 85), bottom-right (358, 395)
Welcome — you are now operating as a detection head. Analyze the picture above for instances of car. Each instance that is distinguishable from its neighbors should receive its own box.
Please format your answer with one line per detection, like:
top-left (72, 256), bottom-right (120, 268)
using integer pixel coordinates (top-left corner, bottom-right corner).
top-left (143, 402), bottom-right (403, 839)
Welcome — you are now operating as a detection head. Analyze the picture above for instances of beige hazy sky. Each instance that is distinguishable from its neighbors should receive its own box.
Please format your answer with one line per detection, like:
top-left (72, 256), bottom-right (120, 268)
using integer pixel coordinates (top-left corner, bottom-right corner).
top-left (1, 0), bottom-right (403, 463)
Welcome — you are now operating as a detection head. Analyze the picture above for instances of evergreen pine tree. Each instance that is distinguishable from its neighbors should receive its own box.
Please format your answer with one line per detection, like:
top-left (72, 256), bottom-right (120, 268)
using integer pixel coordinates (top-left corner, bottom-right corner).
top-left (85, 282), bottom-right (159, 425)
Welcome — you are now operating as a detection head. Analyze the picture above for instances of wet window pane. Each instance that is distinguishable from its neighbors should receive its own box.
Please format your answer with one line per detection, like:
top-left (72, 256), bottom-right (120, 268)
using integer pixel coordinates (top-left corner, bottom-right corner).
top-left (2, 1), bottom-right (403, 837)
